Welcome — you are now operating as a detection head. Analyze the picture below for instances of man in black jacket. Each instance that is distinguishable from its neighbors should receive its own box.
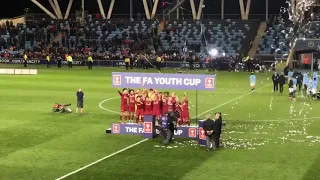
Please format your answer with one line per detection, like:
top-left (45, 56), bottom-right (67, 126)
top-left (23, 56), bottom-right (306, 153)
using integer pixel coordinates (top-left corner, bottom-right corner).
top-left (203, 115), bottom-right (215, 151)
top-left (272, 72), bottom-right (279, 92)
top-left (297, 72), bottom-right (303, 91)
top-left (279, 72), bottom-right (286, 94)
top-left (213, 112), bottom-right (223, 149)
top-left (163, 111), bottom-right (178, 145)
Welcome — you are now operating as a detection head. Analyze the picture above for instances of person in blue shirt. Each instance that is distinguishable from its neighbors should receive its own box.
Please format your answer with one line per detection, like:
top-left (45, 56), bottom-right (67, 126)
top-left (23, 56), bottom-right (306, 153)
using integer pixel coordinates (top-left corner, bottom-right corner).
top-left (288, 69), bottom-right (294, 79)
top-left (311, 78), bottom-right (318, 99)
top-left (249, 72), bottom-right (256, 91)
top-left (313, 72), bottom-right (318, 83)
top-left (302, 72), bottom-right (309, 92)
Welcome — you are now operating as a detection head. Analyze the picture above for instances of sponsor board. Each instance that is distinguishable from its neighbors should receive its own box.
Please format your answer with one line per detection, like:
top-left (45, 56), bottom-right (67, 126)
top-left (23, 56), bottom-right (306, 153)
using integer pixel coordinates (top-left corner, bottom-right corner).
top-left (111, 123), bottom-right (198, 138)
top-left (0, 58), bottom-right (212, 68)
top-left (112, 72), bottom-right (216, 90)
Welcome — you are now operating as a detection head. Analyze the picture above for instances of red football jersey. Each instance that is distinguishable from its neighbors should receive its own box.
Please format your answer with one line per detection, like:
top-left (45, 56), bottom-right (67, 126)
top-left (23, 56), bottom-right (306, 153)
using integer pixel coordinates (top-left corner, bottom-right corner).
top-left (129, 94), bottom-right (135, 106)
top-left (176, 103), bottom-right (182, 112)
top-left (153, 100), bottom-right (160, 112)
top-left (136, 101), bottom-right (144, 110)
top-left (182, 99), bottom-right (189, 112)
top-left (162, 98), bottom-right (168, 112)
top-left (144, 101), bottom-right (153, 114)
top-left (167, 99), bottom-right (174, 111)
top-left (118, 90), bottom-right (128, 106)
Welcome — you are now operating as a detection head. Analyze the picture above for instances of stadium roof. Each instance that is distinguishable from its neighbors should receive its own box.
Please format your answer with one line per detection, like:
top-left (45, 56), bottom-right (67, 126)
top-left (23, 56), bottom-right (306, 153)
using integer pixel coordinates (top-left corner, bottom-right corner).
top-left (30, 0), bottom-right (260, 20)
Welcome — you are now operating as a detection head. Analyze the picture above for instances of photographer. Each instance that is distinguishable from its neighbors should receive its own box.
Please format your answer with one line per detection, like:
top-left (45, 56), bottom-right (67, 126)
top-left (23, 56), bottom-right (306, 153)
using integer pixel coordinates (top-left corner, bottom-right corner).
top-left (213, 112), bottom-right (223, 149)
top-left (203, 115), bottom-right (215, 151)
top-left (163, 110), bottom-right (179, 145)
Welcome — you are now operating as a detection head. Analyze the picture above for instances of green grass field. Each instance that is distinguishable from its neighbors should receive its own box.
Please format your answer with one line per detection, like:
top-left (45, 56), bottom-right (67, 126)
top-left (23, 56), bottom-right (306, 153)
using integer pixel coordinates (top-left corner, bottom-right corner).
top-left (0, 65), bottom-right (319, 180)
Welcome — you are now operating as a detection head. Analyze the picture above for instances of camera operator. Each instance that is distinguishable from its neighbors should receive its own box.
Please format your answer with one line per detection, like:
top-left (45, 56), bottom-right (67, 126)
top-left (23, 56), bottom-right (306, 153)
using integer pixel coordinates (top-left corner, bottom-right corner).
top-left (203, 115), bottom-right (215, 151)
top-left (213, 112), bottom-right (223, 149)
top-left (163, 110), bottom-right (179, 145)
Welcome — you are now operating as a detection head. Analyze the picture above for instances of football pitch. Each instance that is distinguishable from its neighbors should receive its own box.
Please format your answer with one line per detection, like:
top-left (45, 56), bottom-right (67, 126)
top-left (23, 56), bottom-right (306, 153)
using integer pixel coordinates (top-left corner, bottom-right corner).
top-left (0, 65), bottom-right (319, 180)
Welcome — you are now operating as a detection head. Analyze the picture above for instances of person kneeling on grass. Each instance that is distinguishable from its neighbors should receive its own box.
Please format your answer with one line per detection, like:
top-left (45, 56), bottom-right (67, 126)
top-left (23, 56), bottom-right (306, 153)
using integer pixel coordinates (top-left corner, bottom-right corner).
top-left (76, 88), bottom-right (84, 115)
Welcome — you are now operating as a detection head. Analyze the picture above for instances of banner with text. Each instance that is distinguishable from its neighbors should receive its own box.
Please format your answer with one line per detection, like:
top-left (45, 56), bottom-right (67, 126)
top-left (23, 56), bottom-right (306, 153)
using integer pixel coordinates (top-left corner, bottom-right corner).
top-left (111, 123), bottom-right (198, 138)
top-left (112, 72), bottom-right (216, 90)
top-left (0, 58), bottom-right (208, 68)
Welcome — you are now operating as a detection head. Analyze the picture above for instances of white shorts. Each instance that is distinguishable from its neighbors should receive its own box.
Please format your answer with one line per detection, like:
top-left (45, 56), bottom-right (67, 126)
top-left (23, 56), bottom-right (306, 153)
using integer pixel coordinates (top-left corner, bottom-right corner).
top-left (312, 88), bottom-right (317, 94)
top-left (289, 88), bottom-right (294, 93)
top-left (293, 85), bottom-right (297, 91)
top-left (250, 83), bottom-right (255, 87)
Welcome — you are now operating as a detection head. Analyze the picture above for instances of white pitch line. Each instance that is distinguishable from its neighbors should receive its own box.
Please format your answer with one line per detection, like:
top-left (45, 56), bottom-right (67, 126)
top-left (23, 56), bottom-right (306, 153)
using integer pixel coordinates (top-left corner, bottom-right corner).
top-left (54, 138), bottom-right (149, 180)
top-left (99, 97), bottom-right (121, 114)
top-left (269, 97), bottom-right (273, 110)
top-left (55, 83), bottom-right (271, 180)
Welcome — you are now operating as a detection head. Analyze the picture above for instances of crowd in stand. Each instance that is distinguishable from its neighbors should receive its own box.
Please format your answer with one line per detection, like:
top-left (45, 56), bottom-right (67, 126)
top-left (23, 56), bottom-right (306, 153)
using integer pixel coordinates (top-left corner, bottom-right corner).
top-left (0, 15), bottom-right (246, 63)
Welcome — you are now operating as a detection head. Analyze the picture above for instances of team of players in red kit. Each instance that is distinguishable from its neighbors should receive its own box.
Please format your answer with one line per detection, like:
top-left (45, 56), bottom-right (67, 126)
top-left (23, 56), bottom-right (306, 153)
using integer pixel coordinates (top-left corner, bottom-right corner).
top-left (118, 88), bottom-right (190, 126)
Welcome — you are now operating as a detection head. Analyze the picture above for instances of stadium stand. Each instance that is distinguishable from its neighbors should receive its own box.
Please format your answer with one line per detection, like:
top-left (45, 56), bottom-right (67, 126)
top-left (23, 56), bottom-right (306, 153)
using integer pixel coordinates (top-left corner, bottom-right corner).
top-left (0, 15), bottom-right (262, 60)
top-left (256, 20), bottom-right (320, 56)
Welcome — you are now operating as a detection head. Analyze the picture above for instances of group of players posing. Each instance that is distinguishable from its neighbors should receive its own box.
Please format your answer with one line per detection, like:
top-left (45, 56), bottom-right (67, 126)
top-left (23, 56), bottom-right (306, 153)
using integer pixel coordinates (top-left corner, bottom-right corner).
top-left (118, 88), bottom-right (190, 126)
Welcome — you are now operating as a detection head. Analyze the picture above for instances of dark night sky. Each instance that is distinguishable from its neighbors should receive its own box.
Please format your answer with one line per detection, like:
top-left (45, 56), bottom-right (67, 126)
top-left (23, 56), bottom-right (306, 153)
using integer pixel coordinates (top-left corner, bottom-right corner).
top-left (0, 0), bottom-right (287, 18)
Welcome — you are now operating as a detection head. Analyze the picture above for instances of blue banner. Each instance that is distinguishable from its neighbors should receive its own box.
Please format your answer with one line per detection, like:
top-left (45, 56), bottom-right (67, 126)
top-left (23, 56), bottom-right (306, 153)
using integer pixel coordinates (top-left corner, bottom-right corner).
top-left (112, 72), bottom-right (216, 90)
top-left (0, 58), bottom-right (207, 68)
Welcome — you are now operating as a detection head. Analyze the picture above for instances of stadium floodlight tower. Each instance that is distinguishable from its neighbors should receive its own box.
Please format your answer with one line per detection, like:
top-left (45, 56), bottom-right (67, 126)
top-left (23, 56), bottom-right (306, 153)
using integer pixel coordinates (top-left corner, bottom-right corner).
top-left (162, 0), bottom-right (205, 20)
top-left (30, 0), bottom-right (110, 19)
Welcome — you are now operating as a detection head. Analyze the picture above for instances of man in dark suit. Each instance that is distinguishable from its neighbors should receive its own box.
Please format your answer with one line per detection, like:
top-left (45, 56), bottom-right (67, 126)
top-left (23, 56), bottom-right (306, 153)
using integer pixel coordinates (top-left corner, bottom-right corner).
top-left (272, 72), bottom-right (279, 92)
top-left (297, 72), bottom-right (303, 91)
top-left (279, 72), bottom-right (286, 94)
top-left (213, 112), bottom-right (223, 148)
top-left (203, 115), bottom-right (215, 151)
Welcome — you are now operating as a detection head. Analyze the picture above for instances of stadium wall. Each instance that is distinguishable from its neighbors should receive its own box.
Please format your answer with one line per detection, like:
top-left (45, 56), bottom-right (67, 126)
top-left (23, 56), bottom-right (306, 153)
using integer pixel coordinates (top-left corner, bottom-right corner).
top-left (0, 58), bottom-right (209, 69)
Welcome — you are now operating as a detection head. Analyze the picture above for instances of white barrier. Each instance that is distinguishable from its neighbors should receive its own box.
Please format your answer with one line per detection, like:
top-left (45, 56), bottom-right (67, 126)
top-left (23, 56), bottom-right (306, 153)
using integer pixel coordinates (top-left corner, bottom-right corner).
top-left (0, 69), bottom-right (38, 75)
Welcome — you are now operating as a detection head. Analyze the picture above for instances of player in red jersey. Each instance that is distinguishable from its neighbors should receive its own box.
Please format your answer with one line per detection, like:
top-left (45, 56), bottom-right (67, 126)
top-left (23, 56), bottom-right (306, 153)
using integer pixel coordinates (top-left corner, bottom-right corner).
top-left (162, 94), bottom-right (169, 115)
top-left (167, 96), bottom-right (175, 111)
top-left (171, 92), bottom-right (177, 111)
top-left (128, 89), bottom-right (136, 123)
top-left (181, 92), bottom-right (190, 126)
top-left (152, 95), bottom-right (161, 124)
top-left (158, 92), bottom-right (163, 115)
top-left (135, 96), bottom-right (144, 124)
top-left (175, 99), bottom-right (184, 127)
top-left (144, 96), bottom-right (153, 115)
top-left (118, 88), bottom-right (129, 123)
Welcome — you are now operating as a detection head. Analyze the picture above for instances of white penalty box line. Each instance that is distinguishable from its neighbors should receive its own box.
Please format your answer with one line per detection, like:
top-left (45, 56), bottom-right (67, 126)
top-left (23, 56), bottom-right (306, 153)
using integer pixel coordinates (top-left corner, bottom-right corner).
top-left (55, 83), bottom-right (271, 180)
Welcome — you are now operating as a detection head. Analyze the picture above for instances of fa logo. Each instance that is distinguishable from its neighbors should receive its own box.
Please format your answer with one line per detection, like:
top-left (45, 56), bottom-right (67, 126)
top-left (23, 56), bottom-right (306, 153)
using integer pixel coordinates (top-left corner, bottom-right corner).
top-left (188, 128), bottom-right (196, 138)
top-left (205, 78), bottom-right (214, 88)
top-left (113, 75), bottom-right (121, 85)
top-left (112, 124), bottom-right (120, 133)
top-left (143, 122), bottom-right (152, 133)
top-left (199, 127), bottom-right (206, 140)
